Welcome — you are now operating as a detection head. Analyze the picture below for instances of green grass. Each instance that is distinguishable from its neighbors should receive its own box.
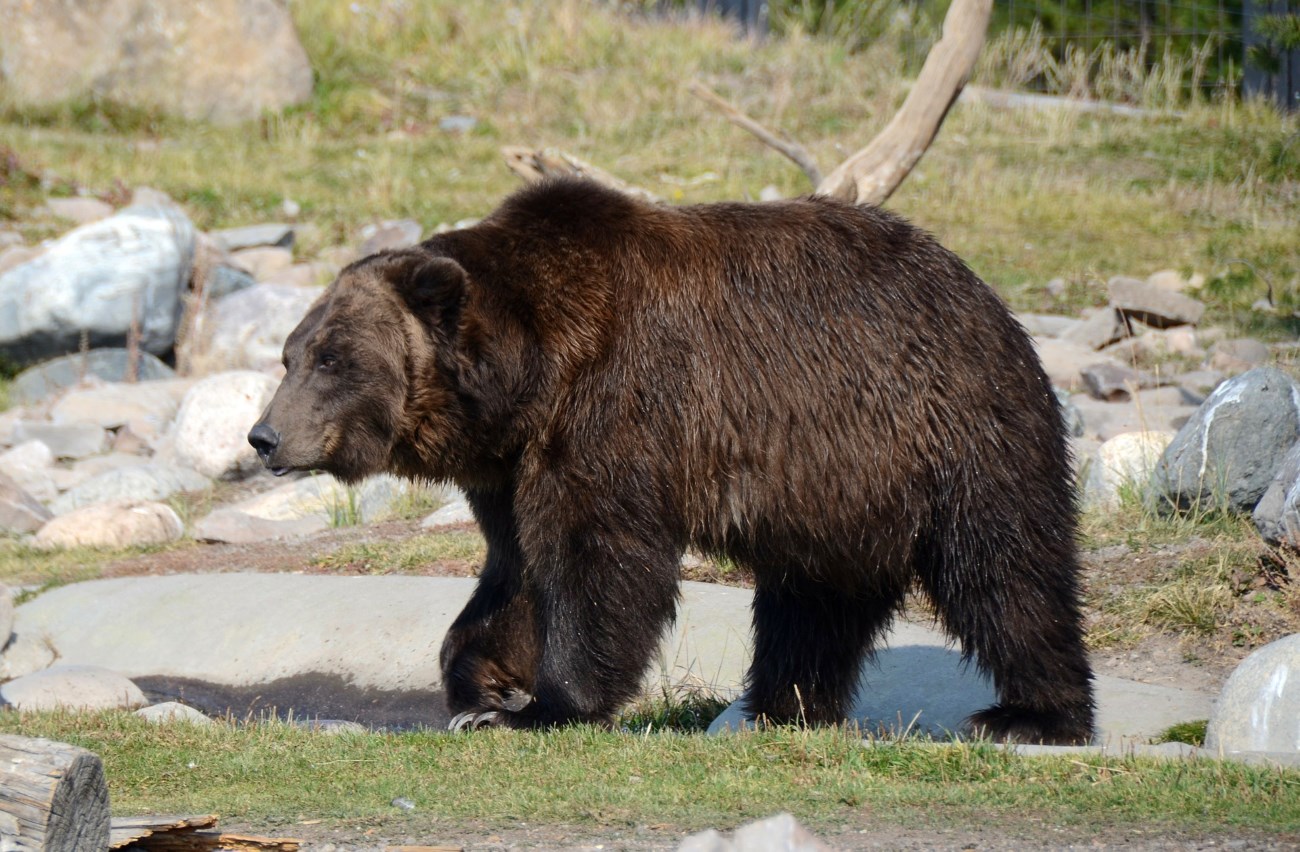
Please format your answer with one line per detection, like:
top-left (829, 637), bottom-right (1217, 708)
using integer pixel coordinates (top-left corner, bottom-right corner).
top-left (1, 712), bottom-right (1297, 834)
top-left (0, 537), bottom-right (192, 589)
top-left (0, 1), bottom-right (1294, 326)
top-left (309, 531), bottom-right (486, 575)
top-left (1155, 720), bottom-right (1209, 747)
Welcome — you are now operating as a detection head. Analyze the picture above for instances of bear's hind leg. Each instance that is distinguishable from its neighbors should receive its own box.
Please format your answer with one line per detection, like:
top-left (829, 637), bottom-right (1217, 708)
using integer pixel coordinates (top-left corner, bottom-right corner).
top-left (743, 568), bottom-right (907, 727)
top-left (915, 505), bottom-right (1095, 745)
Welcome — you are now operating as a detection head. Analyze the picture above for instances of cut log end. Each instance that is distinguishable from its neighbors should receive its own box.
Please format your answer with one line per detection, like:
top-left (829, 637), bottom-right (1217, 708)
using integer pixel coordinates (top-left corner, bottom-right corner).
top-left (0, 734), bottom-right (111, 852)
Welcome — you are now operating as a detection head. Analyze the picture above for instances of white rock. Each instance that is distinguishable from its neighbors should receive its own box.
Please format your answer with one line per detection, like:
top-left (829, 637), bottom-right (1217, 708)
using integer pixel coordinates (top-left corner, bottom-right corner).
top-left (50, 463), bottom-right (209, 516)
top-left (0, 203), bottom-right (195, 362)
top-left (43, 197), bottom-right (114, 225)
top-left (0, 583), bottom-right (12, 651)
top-left (0, 664), bottom-right (146, 711)
top-left (169, 371), bottom-right (278, 479)
top-left (0, 438), bottom-right (53, 471)
top-left (11, 420), bottom-right (110, 459)
top-left (231, 246), bottom-right (293, 281)
top-left (136, 702), bottom-right (212, 725)
top-left (1082, 431), bottom-right (1175, 509)
top-left (33, 500), bottom-right (185, 550)
top-left (0, 471), bottom-right (52, 534)
top-left (1206, 634), bottom-right (1300, 756)
top-left (50, 380), bottom-right (188, 430)
top-left (0, 632), bottom-right (57, 681)
top-left (187, 284), bottom-right (321, 374)
top-left (192, 473), bottom-right (413, 543)
top-left (420, 496), bottom-right (475, 529)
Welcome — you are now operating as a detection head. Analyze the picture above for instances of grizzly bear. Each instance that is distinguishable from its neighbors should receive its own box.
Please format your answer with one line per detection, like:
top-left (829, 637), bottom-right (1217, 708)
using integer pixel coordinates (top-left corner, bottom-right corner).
top-left (249, 179), bottom-right (1094, 743)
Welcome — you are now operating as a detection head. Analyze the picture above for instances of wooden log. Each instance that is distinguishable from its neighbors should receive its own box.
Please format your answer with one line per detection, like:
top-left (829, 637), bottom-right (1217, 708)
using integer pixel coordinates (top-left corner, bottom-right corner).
top-left (500, 146), bottom-right (664, 203)
top-left (0, 734), bottom-right (110, 852)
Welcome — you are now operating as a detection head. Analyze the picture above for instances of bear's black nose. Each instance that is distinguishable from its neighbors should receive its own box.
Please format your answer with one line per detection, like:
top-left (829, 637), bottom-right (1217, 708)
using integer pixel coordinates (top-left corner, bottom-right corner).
top-left (248, 423), bottom-right (281, 461)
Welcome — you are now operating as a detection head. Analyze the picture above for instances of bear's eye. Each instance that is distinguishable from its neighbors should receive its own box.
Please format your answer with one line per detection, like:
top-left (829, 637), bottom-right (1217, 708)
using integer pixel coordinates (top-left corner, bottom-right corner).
top-left (317, 353), bottom-right (339, 371)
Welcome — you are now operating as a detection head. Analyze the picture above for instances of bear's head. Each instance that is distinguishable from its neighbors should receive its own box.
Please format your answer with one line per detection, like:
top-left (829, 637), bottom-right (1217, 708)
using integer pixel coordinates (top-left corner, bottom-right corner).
top-left (248, 249), bottom-right (478, 484)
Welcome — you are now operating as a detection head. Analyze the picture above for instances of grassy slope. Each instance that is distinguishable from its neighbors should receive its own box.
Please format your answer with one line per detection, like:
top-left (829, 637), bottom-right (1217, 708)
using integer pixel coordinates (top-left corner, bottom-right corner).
top-left (0, 1), bottom-right (1295, 324)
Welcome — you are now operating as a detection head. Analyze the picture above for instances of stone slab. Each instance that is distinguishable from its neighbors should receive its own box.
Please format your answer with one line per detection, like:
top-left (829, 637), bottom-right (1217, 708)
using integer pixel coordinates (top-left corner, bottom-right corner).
top-left (15, 575), bottom-right (1212, 741)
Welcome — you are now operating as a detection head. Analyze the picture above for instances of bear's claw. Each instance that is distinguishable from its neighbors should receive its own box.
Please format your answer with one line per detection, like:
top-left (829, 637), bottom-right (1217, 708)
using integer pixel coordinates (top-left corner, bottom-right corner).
top-left (449, 710), bottom-right (502, 731)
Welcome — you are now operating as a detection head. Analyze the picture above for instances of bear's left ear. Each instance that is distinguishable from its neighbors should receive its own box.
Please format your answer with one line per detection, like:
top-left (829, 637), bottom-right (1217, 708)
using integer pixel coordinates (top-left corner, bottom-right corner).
top-left (383, 252), bottom-right (469, 334)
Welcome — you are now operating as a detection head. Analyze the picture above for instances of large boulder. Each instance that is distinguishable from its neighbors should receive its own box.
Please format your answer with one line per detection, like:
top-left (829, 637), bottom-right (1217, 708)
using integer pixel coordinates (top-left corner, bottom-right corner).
top-left (0, 0), bottom-right (313, 124)
top-left (8, 348), bottom-right (175, 406)
top-left (1206, 634), bottom-right (1300, 757)
top-left (0, 204), bottom-right (195, 365)
top-left (1153, 367), bottom-right (1300, 513)
top-left (167, 371), bottom-right (278, 479)
top-left (193, 473), bottom-right (414, 542)
top-left (1253, 441), bottom-right (1300, 546)
top-left (49, 463), bottom-right (209, 516)
top-left (33, 500), bottom-right (185, 550)
top-left (186, 284), bottom-right (321, 374)
top-left (0, 471), bottom-right (51, 534)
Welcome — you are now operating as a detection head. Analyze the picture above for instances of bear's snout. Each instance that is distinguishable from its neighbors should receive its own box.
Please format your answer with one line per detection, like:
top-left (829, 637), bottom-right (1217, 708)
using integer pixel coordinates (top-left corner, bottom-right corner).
top-left (248, 423), bottom-right (286, 474)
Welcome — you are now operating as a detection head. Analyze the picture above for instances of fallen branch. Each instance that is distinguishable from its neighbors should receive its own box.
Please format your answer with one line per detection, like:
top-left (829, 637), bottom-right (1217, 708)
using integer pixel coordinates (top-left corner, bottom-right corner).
top-left (500, 146), bottom-right (663, 203)
top-left (686, 81), bottom-right (823, 185)
top-left (0, 734), bottom-right (110, 852)
top-left (815, 0), bottom-right (992, 204)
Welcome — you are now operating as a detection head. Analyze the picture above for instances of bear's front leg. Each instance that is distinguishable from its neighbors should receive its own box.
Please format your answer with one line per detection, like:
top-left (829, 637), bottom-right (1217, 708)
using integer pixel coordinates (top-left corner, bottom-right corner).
top-left (440, 485), bottom-right (542, 728)
top-left (455, 475), bottom-right (683, 730)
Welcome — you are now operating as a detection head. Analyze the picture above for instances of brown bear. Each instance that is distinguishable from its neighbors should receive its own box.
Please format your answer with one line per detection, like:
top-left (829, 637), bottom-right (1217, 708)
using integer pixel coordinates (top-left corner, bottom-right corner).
top-left (249, 179), bottom-right (1094, 743)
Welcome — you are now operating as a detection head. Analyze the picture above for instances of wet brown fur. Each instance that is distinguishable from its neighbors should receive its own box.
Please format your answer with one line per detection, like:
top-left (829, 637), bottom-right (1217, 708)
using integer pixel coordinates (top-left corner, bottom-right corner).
top-left (252, 179), bottom-right (1095, 743)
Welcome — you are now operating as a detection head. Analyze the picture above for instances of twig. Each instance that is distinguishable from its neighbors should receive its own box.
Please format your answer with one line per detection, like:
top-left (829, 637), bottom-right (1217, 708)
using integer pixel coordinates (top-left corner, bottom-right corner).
top-left (687, 81), bottom-right (823, 186)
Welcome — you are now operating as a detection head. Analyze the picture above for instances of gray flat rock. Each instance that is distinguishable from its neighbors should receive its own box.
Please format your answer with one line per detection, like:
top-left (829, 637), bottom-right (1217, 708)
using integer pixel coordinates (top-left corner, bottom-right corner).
top-left (9, 348), bottom-right (174, 406)
top-left (15, 575), bottom-right (1212, 740)
top-left (1, 664), bottom-right (146, 711)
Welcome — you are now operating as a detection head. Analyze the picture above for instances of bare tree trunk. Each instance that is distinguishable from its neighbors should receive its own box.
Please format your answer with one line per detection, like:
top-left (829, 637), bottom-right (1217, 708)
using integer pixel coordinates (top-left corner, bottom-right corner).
top-left (0, 734), bottom-right (110, 852)
top-left (815, 0), bottom-right (993, 204)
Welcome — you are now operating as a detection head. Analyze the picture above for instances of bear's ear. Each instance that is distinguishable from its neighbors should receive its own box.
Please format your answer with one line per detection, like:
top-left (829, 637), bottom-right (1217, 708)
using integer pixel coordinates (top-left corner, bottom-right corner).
top-left (382, 252), bottom-right (468, 333)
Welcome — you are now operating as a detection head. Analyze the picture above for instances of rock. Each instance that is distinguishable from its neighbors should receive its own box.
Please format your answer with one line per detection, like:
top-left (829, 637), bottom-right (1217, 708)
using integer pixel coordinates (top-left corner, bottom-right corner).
top-left (1109, 326), bottom-right (1202, 361)
top-left (9, 348), bottom-right (175, 406)
top-left (1153, 367), bottom-right (1300, 513)
top-left (1061, 307), bottom-right (1129, 350)
top-left (33, 500), bottom-right (185, 549)
top-left (1034, 338), bottom-right (1115, 393)
top-left (1146, 269), bottom-right (1202, 293)
top-left (437, 115), bottom-right (477, 134)
top-left (111, 424), bottom-right (152, 455)
top-left (0, 441), bottom-right (57, 502)
top-left (11, 420), bottom-right (110, 460)
top-left (678, 813), bottom-right (829, 852)
top-left (0, 664), bottom-right (146, 711)
top-left (1064, 395), bottom-right (1196, 442)
top-left (0, 583), bottom-right (13, 650)
top-left (1016, 313), bottom-right (1079, 338)
top-left (193, 473), bottom-right (413, 542)
top-left (292, 719), bottom-right (366, 735)
top-left (0, 245), bottom-right (40, 277)
top-left (1177, 369), bottom-right (1227, 396)
top-left (231, 246), bottom-right (294, 282)
top-left (419, 494), bottom-right (475, 529)
top-left (205, 264), bottom-right (258, 300)
top-left (169, 371), bottom-right (278, 479)
top-left (357, 220), bottom-right (423, 256)
top-left (0, 204), bottom-right (195, 365)
top-left (136, 702), bottom-right (212, 725)
top-left (1206, 634), bottom-right (1300, 756)
top-left (1109, 276), bottom-right (1206, 328)
top-left (211, 223), bottom-right (295, 252)
top-left (1079, 363), bottom-right (1173, 402)
top-left (0, 632), bottom-right (57, 681)
top-left (1081, 431), bottom-right (1175, 510)
top-left (49, 463), bottom-right (209, 516)
top-left (0, 231), bottom-right (22, 249)
top-left (49, 379), bottom-right (188, 430)
top-left (0, 471), bottom-right (53, 534)
top-left (43, 197), bottom-right (114, 225)
top-left (1044, 277), bottom-right (1067, 297)
top-left (1252, 441), bottom-right (1300, 546)
top-left (758, 185), bottom-right (783, 202)
top-left (187, 284), bottom-right (321, 374)
top-left (263, 263), bottom-right (325, 289)
top-left (0, 0), bottom-right (313, 124)
top-left (1054, 389), bottom-right (1085, 438)
top-left (1208, 338), bottom-right (1270, 374)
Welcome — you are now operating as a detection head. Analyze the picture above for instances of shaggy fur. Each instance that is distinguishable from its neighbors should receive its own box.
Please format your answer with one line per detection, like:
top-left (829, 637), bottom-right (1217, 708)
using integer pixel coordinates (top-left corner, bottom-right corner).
top-left (249, 179), bottom-right (1095, 743)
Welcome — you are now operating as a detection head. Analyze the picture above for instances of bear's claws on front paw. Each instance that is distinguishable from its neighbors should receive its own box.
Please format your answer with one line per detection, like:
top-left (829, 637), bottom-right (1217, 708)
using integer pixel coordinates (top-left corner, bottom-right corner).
top-left (449, 710), bottom-right (502, 731)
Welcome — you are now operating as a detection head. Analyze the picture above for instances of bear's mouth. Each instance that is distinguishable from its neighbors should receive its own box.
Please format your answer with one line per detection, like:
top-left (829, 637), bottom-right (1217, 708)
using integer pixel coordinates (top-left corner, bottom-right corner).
top-left (271, 466), bottom-right (291, 477)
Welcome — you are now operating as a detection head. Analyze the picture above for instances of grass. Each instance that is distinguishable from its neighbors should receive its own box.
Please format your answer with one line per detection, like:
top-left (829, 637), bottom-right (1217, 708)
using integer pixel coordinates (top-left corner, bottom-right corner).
top-left (0, 1), bottom-right (1294, 328)
top-left (0, 712), bottom-right (1296, 835)
top-left (0, 536), bottom-right (193, 589)
top-left (309, 530), bottom-right (486, 575)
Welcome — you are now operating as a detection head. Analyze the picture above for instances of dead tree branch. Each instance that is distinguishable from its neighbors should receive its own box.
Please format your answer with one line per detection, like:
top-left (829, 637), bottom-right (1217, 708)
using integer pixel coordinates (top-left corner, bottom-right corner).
top-left (686, 81), bottom-right (823, 186)
top-left (500, 146), bottom-right (663, 203)
top-left (816, 0), bottom-right (992, 204)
